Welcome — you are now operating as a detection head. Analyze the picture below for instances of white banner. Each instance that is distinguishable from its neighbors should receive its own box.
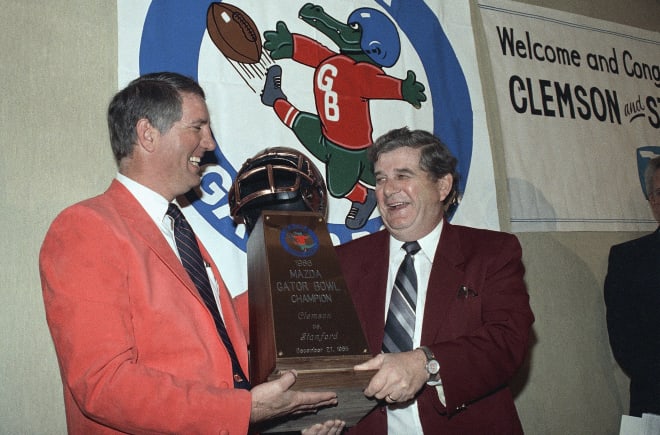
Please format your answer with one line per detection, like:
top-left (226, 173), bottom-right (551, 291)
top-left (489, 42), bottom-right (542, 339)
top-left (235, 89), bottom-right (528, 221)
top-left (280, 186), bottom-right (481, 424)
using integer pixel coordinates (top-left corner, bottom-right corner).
top-left (479, 0), bottom-right (660, 232)
top-left (118, 0), bottom-right (496, 295)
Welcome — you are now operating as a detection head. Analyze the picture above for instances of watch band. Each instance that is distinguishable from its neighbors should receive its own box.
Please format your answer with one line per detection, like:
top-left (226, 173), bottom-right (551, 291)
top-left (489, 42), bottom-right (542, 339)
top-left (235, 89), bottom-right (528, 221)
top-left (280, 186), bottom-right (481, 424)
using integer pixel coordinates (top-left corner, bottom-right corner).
top-left (418, 346), bottom-right (441, 382)
top-left (418, 345), bottom-right (434, 360)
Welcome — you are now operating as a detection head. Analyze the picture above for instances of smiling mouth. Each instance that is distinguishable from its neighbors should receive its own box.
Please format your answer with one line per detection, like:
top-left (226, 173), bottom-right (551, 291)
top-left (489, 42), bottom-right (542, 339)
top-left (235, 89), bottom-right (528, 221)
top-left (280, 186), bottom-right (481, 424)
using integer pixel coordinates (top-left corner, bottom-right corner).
top-left (387, 201), bottom-right (407, 210)
top-left (189, 156), bottom-right (201, 167)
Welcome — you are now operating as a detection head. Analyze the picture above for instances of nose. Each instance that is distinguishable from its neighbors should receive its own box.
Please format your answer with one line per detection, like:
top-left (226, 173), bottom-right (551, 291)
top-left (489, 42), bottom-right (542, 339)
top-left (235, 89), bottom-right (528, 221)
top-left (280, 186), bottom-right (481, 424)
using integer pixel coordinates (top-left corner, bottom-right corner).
top-left (201, 126), bottom-right (216, 151)
top-left (381, 178), bottom-right (399, 197)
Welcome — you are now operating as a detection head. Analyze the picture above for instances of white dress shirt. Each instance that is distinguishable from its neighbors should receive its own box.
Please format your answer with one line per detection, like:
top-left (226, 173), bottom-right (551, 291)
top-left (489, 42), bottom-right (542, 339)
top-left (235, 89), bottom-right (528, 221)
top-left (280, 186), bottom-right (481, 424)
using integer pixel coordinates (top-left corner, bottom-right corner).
top-left (385, 219), bottom-right (446, 435)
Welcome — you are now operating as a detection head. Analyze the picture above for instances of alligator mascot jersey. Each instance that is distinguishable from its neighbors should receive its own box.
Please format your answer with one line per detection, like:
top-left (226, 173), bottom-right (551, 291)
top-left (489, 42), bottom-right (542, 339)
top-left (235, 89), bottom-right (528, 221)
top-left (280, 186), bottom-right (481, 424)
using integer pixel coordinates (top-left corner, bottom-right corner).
top-left (261, 3), bottom-right (427, 229)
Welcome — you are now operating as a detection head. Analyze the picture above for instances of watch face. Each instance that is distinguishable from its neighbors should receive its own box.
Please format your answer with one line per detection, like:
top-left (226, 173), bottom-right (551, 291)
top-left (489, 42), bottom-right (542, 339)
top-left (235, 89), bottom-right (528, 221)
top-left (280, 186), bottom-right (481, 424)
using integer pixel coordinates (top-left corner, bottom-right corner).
top-left (427, 360), bottom-right (441, 375)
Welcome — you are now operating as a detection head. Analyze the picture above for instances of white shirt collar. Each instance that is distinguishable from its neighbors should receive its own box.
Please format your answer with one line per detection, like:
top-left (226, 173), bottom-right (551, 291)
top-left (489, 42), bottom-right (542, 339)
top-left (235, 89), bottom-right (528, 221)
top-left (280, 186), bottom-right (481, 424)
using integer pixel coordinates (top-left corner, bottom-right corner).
top-left (115, 173), bottom-right (171, 225)
top-left (388, 218), bottom-right (444, 262)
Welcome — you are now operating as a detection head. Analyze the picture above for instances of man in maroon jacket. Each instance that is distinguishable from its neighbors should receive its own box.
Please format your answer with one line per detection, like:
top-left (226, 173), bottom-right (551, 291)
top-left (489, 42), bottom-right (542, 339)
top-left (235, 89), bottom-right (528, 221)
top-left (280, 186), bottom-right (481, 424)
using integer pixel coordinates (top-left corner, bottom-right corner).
top-left (336, 127), bottom-right (534, 434)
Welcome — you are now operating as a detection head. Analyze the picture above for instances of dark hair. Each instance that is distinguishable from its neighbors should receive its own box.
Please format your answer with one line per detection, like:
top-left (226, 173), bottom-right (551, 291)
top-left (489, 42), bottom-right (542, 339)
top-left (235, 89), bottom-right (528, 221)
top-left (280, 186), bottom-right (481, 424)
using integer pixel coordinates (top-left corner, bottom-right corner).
top-left (369, 127), bottom-right (460, 209)
top-left (107, 72), bottom-right (206, 163)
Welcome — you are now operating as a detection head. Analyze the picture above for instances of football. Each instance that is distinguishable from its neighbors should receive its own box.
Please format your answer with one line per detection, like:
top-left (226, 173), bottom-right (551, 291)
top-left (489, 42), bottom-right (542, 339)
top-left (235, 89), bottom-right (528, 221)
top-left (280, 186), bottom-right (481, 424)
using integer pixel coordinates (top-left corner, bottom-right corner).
top-left (206, 3), bottom-right (262, 64)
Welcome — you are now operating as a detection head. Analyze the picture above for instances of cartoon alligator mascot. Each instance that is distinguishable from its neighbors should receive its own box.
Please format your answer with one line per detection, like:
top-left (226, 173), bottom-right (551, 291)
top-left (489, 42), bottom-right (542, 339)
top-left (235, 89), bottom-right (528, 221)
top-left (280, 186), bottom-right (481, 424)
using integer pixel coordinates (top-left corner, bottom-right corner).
top-left (261, 3), bottom-right (426, 229)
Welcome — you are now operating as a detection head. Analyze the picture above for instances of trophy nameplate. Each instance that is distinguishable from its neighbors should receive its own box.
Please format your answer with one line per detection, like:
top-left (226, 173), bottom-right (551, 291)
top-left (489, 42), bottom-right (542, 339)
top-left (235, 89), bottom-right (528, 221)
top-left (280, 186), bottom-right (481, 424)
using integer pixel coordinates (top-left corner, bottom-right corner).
top-left (247, 210), bottom-right (376, 432)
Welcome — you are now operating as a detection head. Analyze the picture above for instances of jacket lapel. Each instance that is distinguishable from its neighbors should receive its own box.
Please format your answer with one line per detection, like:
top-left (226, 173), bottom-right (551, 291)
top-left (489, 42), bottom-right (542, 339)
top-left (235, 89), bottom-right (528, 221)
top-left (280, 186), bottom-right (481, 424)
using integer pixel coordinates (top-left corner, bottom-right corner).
top-left (352, 231), bottom-right (390, 354)
top-left (106, 180), bottom-right (206, 305)
top-left (105, 180), bottom-right (249, 375)
top-left (199, 242), bottom-right (250, 376)
top-left (421, 221), bottom-right (466, 344)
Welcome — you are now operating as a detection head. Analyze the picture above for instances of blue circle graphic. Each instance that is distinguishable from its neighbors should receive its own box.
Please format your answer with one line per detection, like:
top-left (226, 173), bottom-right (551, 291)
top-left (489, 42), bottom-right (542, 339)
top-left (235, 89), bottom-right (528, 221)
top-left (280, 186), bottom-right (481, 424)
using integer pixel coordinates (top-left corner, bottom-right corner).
top-left (139, 0), bottom-right (473, 248)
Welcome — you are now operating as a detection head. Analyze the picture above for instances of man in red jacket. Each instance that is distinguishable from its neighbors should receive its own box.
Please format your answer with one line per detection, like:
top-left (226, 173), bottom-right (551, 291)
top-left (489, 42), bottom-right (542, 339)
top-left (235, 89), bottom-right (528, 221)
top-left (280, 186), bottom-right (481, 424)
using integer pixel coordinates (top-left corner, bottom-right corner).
top-left (40, 72), bottom-right (343, 434)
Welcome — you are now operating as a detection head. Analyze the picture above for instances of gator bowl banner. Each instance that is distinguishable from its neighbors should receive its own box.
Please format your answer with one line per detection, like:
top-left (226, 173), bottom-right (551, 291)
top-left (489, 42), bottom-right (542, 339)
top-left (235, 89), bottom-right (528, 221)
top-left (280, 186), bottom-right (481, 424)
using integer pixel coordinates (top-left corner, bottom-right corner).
top-left (118, 0), bottom-right (496, 296)
top-left (479, 0), bottom-right (660, 232)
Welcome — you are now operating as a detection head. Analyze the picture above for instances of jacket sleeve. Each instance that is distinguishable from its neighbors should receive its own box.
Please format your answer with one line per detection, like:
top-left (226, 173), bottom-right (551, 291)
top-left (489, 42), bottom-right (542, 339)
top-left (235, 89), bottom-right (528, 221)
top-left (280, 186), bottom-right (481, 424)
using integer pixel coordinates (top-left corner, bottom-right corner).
top-left (430, 232), bottom-right (534, 414)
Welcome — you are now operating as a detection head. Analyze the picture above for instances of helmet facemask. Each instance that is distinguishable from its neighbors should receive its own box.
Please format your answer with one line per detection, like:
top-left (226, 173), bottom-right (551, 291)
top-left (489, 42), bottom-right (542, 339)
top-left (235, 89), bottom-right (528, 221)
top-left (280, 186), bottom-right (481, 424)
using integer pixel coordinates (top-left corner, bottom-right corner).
top-left (229, 147), bottom-right (328, 234)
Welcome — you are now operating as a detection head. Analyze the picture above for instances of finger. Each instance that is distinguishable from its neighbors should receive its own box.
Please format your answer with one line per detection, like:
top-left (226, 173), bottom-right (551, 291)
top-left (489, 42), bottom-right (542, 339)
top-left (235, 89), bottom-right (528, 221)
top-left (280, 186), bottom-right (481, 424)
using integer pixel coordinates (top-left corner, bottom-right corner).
top-left (293, 390), bottom-right (338, 409)
top-left (275, 370), bottom-right (298, 391)
top-left (301, 420), bottom-right (345, 435)
top-left (301, 423), bottom-right (323, 435)
top-left (363, 374), bottom-right (390, 399)
top-left (354, 354), bottom-right (383, 371)
top-left (353, 361), bottom-right (374, 370)
top-left (327, 420), bottom-right (346, 435)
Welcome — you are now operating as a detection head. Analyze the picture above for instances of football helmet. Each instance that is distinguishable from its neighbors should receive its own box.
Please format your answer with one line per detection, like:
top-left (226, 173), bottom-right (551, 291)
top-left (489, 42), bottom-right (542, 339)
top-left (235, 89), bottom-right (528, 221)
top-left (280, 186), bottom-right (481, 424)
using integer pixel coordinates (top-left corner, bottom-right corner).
top-left (348, 8), bottom-right (401, 68)
top-left (228, 147), bottom-right (328, 233)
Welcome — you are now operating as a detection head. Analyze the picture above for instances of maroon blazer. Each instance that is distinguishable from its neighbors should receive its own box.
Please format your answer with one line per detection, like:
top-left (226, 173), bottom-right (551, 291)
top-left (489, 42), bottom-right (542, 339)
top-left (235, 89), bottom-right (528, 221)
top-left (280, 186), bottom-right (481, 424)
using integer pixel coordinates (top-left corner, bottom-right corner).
top-left (336, 221), bottom-right (534, 434)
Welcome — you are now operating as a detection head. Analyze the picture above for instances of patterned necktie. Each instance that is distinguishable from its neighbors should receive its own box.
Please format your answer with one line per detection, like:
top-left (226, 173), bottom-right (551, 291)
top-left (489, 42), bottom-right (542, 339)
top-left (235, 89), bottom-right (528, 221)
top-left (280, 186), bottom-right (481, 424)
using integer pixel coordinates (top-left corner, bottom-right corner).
top-left (382, 241), bottom-right (421, 353)
top-left (167, 204), bottom-right (251, 390)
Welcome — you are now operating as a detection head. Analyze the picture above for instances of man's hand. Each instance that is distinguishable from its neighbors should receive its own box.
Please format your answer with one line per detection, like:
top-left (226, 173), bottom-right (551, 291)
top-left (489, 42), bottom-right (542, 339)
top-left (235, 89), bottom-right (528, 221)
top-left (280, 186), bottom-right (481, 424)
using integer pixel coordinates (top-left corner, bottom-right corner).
top-left (302, 419), bottom-right (346, 435)
top-left (249, 370), bottom-right (338, 424)
top-left (354, 350), bottom-right (428, 403)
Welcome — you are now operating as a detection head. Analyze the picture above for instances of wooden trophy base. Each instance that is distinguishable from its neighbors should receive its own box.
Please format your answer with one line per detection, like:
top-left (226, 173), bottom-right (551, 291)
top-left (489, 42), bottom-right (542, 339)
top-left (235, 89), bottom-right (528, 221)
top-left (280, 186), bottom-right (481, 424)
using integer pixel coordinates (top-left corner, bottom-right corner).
top-left (257, 356), bottom-right (377, 433)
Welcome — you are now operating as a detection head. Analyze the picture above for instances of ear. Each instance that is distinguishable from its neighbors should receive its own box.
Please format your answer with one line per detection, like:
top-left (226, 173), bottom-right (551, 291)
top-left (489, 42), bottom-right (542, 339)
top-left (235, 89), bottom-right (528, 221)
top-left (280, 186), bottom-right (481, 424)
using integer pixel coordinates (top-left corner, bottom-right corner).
top-left (437, 173), bottom-right (453, 202)
top-left (135, 118), bottom-right (157, 153)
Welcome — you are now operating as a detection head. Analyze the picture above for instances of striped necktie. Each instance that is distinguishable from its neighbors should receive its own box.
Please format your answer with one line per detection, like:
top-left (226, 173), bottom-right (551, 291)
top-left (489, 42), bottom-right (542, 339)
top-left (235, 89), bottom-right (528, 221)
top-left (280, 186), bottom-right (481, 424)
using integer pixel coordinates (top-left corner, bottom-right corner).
top-left (382, 241), bottom-right (421, 353)
top-left (167, 204), bottom-right (250, 389)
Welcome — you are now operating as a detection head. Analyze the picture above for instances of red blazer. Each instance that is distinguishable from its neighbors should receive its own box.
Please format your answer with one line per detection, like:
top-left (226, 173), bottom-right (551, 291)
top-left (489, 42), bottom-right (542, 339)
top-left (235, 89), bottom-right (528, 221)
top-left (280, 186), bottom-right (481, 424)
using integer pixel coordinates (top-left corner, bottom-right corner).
top-left (336, 222), bottom-right (534, 434)
top-left (40, 180), bottom-right (251, 434)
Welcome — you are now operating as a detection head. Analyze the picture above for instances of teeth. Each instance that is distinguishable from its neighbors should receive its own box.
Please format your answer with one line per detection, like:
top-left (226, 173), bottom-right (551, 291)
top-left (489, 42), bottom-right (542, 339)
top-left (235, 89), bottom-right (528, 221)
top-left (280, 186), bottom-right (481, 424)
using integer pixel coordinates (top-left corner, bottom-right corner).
top-left (189, 156), bottom-right (201, 166)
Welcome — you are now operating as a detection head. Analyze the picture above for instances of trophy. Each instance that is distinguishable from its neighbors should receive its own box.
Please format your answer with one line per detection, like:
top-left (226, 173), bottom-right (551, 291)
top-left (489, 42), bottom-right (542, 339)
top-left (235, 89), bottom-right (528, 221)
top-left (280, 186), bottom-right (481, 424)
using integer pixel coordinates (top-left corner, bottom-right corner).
top-left (229, 148), bottom-right (376, 432)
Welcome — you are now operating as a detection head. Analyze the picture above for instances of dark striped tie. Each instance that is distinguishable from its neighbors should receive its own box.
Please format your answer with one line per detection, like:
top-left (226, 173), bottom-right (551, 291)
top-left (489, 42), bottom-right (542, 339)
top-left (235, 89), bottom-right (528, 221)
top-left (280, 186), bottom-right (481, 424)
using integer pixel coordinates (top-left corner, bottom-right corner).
top-left (382, 241), bottom-right (421, 353)
top-left (167, 204), bottom-right (250, 389)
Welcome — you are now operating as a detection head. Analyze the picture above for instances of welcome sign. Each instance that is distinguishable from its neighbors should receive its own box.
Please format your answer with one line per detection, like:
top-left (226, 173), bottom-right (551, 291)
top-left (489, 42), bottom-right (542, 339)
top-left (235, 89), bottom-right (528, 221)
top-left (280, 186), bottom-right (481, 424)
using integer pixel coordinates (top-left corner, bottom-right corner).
top-left (479, 0), bottom-right (659, 232)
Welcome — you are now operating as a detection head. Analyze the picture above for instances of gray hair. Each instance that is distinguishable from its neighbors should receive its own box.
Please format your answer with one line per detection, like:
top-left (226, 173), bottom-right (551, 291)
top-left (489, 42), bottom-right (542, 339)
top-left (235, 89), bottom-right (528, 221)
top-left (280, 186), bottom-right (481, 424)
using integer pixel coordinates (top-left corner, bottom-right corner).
top-left (107, 72), bottom-right (206, 164)
top-left (369, 127), bottom-right (460, 211)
